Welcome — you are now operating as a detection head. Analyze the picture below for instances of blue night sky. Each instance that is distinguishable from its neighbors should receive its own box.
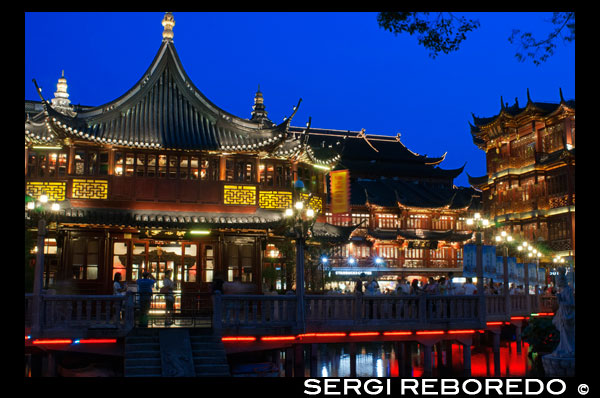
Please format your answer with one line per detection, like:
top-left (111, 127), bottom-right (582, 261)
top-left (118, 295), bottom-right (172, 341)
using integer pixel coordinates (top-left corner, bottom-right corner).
top-left (25, 12), bottom-right (575, 187)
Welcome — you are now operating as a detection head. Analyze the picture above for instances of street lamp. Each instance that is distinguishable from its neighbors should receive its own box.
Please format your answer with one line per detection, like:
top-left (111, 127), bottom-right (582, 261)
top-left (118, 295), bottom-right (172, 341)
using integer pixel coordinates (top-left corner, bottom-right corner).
top-left (495, 231), bottom-right (513, 314)
top-left (466, 212), bottom-right (490, 327)
top-left (25, 193), bottom-right (61, 338)
top-left (283, 180), bottom-right (317, 332)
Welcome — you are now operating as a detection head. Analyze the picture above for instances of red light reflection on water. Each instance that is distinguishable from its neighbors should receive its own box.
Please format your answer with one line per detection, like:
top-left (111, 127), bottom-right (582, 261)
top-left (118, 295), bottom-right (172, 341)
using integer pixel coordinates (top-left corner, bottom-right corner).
top-left (406, 341), bottom-right (531, 377)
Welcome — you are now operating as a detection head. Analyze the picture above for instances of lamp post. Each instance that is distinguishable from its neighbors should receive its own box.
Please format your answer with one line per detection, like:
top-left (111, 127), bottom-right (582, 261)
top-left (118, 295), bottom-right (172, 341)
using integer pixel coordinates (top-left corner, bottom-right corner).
top-left (26, 194), bottom-right (61, 338)
top-left (466, 212), bottom-right (490, 327)
top-left (496, 231), bottom-right (513, 318)
top-left (284, 180), bottom-right (317, 333)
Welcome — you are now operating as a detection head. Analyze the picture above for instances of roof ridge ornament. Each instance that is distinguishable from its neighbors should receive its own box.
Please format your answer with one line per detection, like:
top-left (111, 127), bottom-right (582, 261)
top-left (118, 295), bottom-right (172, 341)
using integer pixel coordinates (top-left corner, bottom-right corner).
top-left (559, 87), bottom-right (565, 103)
top-left (357, 128), bottom-right (379, 153)
top-left (162, 12), bottom-right (175, 42)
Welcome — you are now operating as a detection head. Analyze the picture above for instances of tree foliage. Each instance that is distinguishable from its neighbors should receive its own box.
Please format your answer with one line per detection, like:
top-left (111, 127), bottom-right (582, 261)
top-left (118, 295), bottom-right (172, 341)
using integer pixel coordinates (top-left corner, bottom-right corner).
top-left (508, 12), bottom-right (575, 65)
top-left (377, 12), bottom-right (480, 58)
top-left (377, 12), bottom-right (575, 65)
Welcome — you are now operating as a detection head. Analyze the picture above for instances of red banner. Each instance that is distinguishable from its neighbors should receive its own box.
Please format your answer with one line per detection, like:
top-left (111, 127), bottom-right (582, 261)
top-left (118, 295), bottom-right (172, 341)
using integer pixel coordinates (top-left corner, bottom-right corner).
top-left (330, 170), bottom-right (350, 215)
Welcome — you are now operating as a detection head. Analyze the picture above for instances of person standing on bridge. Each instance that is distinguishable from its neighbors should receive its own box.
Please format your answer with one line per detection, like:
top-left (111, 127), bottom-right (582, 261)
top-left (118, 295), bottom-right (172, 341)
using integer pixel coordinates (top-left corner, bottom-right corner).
top-left (137, 271), bottom-right (156, 327)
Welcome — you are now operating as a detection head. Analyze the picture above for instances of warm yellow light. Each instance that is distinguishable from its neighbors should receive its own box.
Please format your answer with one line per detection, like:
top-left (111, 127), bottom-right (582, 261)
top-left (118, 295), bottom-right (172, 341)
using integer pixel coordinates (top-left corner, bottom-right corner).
top-left (295, 201), bottom-right (304, 210)
top-left (313, 164), bottom-right (331, 171)
top-left (285, 208), bottom-right (293, 217)
top-left (466, 219), bottom-right (474, 226)
top-left (51, 203), bottom-right (60, 211)
top-left (27, 202), bottom-right (35, 210)
top-left (506, 236), bottom-right (513, 242)
top-left (501, 231), bottom-right (507, 237)
top-left (306, 208), bottom-right (315, 218)
top-left (482, 219), bottom-right (489, 227)
top-left (495, 236), bottom-right (501, 242)
top-left (190, 230), bottom-right (210, 235)
top-left (474, 213), bottom-right (481, 220)
top-left (39, 195), bottom-right (48, 203)
top-left (528, 253), bottom-right (533, 258)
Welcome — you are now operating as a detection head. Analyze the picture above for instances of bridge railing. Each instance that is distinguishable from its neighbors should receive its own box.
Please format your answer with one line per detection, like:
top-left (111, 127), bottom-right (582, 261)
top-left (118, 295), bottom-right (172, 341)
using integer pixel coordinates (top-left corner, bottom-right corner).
top-left (213, 293), bottom-right (483, 332)
top-left (25, 293), bottom-right (135, 338)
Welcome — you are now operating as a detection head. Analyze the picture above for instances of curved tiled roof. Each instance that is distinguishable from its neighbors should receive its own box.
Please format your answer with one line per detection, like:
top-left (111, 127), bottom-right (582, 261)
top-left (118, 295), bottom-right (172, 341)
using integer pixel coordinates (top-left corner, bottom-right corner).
top-left (470, 89), bottom-right (575, 133)
top-left (30, 39), bottom-right (300, 152)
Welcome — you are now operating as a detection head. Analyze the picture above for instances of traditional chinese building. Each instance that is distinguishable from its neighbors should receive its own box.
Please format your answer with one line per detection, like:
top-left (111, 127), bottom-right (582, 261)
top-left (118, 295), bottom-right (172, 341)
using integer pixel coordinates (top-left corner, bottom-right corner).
top-left (468, 91), bottom-right (575, 266)
top-left (25, 13), bottom-right (479, 297)
top-left (301, 128), bottom-right (480, 291)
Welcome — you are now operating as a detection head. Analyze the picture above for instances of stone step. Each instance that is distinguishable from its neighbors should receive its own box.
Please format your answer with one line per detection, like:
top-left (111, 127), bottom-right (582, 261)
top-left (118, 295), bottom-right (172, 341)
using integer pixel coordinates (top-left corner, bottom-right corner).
top-left (125, 344), bottom-right (160, 353)
top-left (126, 336), bottom-right (159, 344)
top-left (125, 357), bottom-right (162, 367)
top-left (193, 355), bottom-right (228, 365)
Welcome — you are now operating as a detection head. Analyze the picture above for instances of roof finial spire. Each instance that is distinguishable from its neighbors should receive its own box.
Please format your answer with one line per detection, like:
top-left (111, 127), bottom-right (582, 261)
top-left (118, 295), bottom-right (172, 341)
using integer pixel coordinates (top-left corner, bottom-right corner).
top-left (559, 87), bottom-right (565, 103)
top-left (162, 12), bottom-right (175, 42)
top-left (250, 85), bottom-right (272, 126)
top-left (51, 71), bottom-right (76, 117)
top-left (526, 87), bottom-right (532, 104)
top-left (500, 96), bottom-right (505, 110)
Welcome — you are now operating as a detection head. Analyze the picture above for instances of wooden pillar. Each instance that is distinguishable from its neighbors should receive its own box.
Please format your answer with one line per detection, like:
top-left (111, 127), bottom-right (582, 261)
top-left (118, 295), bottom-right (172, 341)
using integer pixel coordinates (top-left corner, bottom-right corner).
top-left (294, 343), bottom-right (304, 377)
top-left (349, 342), bottom-right (357, 377)
top-left (422, 343), bottom-right (433, 376)
top-left (285, 347), bottom-right (293, 377)
top-left (310, 343), bottom-right (318, 377)
top-left (42, 351), bottom-right (57, 377)
top-left (445, 340), bottom-right (453, 369)
top-left (492, 331), bottom-right (501, 376)
top-left (219, 156), bottom-right (226, 181)
top-left (462, 343), bottom-right (472, 377)
top-left (405, 342), bottom-right (413, 376)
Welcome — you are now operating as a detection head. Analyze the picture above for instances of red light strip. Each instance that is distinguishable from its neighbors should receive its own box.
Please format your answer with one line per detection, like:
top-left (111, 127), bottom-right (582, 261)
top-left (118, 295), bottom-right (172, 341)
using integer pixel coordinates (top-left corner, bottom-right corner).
top-left (511, 316), bottom-right (526, 320)
top-left (416, 331), bottom-right (444, 335)
top-left (77, 339), bottom-right (117, 344)
top-left (312, 333), bottom-right (347, 337)
top-left (221, 336), bottom-right (256, 342)
top-left (486, 322), bottom-right (503, 326)
top-left (383, 331), bottom-right (412, 336)
top-left (349, 332), bottom-right (380, 337)
top-left (32, 339), bottom-right (72, 345)
top-left (260, 336), bottom-right (296, 341)
top-left (448, 330), bottom-right (476, 334)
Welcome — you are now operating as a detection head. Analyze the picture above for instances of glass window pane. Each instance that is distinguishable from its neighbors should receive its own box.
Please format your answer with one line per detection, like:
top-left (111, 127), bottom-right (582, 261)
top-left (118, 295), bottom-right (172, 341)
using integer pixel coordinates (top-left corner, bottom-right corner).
top-left (74, 151), bottom-right (85, 175)
top-left (27, 153), bottom-right (38, 177)
top-left (113, 241), bottom-right (128, 281)
top-left (125, 153), bottom-right (135, 176)
top-left (58, 153), bottom-right (68, 176)
top-left (39, 154), bottom-right (47, 177)
top-left (179, 156), bottom-right (188, 179)
top-left (88, 151), bottom-right (98, 175)
top-left (99, 152), bottom-right (109, 176)
top-left (136, 153), bottom-right (146, 177)
top-left (47, 153), bottom-right (57, 177)
top-left (168, 155), bottom-right (178, 179)
top-left (114, 152), bottom-right (123, 176)
top-left (200, 159), bottom-right (209, 180)
top-left (184, 244), bottom-right (197, 283)
top-left (147, 154), bottom-right (156, 177)
top-left (190, 157), bottom-right (199, 180)
top-left (158, 155), bottom-right (167, 178)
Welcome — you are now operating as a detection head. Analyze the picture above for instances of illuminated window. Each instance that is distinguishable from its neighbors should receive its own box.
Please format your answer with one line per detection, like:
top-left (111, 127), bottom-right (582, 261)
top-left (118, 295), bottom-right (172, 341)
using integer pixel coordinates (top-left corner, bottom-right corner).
top-left (147, 154), bottom-right (156, 177)
top-left (190, 156), bottom-right (199, 180)
top-left (136, 153), bottom-right (146, 177)
top-left (158, 154), bottom-right (167, 178)
top-left (114, 152), bottom-right (123, 176)
top-left (125, 153), bottom-right (135, 176)
top-left (179, 156), bottom-right (189, 179)
top-left (168, 155), bottom-right (178, 179)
